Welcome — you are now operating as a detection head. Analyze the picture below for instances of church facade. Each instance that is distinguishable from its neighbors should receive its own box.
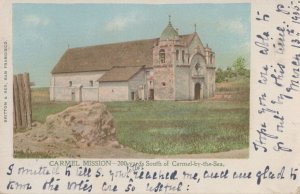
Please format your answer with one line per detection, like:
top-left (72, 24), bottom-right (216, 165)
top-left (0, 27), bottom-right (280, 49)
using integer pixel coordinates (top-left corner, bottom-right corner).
top-left (50, 19), bottom-right (216, 102)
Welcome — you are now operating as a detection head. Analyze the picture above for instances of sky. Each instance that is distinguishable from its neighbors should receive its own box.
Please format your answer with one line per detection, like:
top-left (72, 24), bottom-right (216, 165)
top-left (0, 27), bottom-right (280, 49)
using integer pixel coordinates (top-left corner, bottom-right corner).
top-left (13, 3), bottom-right (250, 87)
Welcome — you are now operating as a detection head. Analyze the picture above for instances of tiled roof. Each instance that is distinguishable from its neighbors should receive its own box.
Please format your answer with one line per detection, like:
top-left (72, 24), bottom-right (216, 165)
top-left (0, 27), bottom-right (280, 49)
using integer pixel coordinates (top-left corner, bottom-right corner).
top-left (97, 66), bottom-right (143, 82)
top-left (51, 33), bottom-right (195, 74)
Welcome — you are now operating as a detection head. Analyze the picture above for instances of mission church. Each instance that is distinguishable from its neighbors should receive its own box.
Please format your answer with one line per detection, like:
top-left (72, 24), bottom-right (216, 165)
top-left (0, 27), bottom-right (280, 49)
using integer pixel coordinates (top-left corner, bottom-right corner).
top-left (50, 17), bottom-right (216, 102)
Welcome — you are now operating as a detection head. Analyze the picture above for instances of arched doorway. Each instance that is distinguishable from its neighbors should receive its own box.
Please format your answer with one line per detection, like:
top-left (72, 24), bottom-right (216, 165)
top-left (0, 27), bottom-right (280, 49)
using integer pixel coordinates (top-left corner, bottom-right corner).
top-left (194, 83), bottom-right (201, 100)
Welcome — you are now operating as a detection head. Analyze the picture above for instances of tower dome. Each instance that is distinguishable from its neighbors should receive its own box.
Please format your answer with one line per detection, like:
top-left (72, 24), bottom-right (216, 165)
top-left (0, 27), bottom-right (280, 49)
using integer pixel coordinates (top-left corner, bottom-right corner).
top-left (160, 16), bottom-right (178, 41)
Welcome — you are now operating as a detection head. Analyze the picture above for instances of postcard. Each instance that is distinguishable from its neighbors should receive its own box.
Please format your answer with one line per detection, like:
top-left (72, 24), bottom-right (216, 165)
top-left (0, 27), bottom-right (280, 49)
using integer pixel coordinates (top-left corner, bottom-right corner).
top-left (0, 0), bottom-right (300, 193)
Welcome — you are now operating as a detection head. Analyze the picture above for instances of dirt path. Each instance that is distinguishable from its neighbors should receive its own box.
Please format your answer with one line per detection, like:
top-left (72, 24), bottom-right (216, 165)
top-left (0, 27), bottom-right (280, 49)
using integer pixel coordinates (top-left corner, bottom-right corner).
top-left (74, 146), bottom-right (248, 159)
top-left (14, 126), bottom-right (248, 159)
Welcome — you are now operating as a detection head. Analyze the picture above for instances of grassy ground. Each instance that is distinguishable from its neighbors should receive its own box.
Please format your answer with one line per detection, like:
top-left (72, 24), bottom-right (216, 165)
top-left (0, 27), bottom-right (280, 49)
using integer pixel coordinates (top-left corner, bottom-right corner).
top-left (24, 78), bottom-right (249, 155)
top-left (106, 100), bottom-right (248, 155)
top-left (30, 87), bottom-right (77, 123)
top-left (14, 150), bottom-right (53, 158)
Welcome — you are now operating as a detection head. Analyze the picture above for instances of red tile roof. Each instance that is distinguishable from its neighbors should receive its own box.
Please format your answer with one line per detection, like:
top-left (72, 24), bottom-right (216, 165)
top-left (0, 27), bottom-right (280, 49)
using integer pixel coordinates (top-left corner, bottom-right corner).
top-left (97, 66), bottom-right (143, 82)
top-left (51, 33), bottom-right (195, 74)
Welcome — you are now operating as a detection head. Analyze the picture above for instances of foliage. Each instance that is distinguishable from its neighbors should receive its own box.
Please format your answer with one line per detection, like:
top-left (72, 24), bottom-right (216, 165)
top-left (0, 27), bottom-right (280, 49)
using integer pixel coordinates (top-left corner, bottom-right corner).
top-left (216, 77), bottom-right (250, 103)
top-left (216, 57), bottom-right (250, 83)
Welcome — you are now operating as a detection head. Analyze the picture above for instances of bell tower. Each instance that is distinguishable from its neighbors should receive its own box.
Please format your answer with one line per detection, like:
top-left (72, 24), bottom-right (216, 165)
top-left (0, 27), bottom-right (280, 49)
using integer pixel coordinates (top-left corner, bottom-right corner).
top-left (152, 16), bottom-right (179, 100)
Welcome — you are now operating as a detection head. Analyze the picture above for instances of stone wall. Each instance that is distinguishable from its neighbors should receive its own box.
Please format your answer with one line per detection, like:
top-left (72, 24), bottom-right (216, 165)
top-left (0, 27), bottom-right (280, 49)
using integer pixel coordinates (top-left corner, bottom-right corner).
top-left (153, 41), bottom-right (176, 100)
top-left (175, 66), bottom-right (190, 100)
top-left (153, 65), bottom-right (175, 100)
top-left (188, 35), bottom-right (205, 57)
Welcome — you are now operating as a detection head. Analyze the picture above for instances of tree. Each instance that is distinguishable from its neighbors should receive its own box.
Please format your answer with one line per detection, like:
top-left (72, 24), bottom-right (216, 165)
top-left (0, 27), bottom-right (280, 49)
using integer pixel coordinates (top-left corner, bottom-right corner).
top-left (215, 56), bottom-right (250, 83)
top-left (232, 57), bottom-right (248, 76)
top-left (216, 68), bottom-right (225, 83)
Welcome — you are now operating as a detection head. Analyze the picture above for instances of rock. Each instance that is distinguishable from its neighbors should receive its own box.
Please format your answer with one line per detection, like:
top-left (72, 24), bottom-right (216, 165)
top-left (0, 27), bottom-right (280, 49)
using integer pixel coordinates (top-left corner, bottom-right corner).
top-left (45, 102), bottom-right (116, 147)
top-left (111, 141), bottom-right (121, 149)
top-left (13, 102), bottom-right (124, 157)
top-left (38, 136), bottom-right (48, 142)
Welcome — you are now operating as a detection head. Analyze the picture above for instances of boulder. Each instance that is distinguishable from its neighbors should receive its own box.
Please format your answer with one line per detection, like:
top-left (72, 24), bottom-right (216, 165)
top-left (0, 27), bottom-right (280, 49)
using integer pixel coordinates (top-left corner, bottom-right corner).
top-left (45, 102), bottom-right (116, 147)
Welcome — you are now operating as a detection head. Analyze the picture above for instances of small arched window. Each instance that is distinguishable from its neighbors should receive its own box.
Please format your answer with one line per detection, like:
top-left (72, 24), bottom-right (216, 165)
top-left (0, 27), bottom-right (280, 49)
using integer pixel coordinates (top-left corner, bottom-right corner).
top-left (176, 50), bottom-right (179, 61)
top-left (182, 50), bottom-right (185, 62)
top-left (159, 49), bottom-right (165, 63)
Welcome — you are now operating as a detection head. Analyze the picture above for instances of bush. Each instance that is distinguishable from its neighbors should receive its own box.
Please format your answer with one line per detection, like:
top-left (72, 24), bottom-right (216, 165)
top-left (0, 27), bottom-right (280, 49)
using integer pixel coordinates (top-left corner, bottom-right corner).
top-left (216, 57), bottom-right (250, 83)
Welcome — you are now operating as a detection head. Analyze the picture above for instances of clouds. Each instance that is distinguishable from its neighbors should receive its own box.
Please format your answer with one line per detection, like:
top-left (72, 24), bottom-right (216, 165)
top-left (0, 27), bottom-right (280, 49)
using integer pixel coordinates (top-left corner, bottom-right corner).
top-left (18, 15), bottom-right (49, 47)
top-left (105, 14), bottom-right (139, 32)
top-left (217, 18), bottom-right (247, 35)
top-left (13, 3), bottom-right (250, 87)
top-left (23, 15), bottom-right (49, 26)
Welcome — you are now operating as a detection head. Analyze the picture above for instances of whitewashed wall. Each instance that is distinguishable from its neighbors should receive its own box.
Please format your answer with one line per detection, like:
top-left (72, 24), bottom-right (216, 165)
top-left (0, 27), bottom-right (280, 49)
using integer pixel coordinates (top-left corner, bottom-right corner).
top-left (51, 71), bottom-right (105, 87)
top-left (50, 71), bottom-right (105, 101)
top-left (81, 87), bottom-right (99, 101)
top-left (99, 82), bottom-right (128, 102)
top-left (128, 70), bottom-right (146, 100)
top-left (50, 86), bottom-right (73, 101)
